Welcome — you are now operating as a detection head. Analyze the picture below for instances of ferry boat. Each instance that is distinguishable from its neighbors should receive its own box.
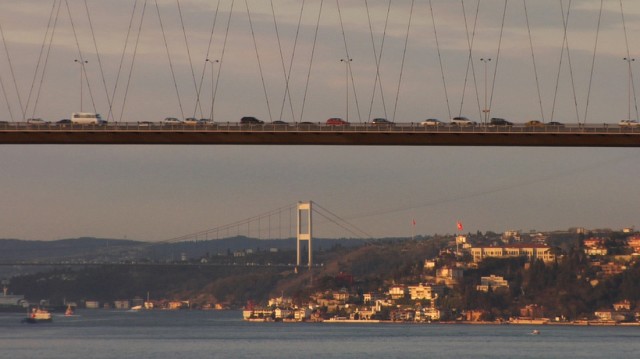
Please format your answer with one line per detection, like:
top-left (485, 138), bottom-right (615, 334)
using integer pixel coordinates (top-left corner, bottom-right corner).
top-left (24, 308), bottom-right (52, 323)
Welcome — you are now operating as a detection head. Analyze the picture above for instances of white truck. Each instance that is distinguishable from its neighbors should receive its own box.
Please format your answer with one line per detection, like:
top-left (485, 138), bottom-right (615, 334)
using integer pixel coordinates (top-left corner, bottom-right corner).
top-left (71, 112), bottom-right (106, 125)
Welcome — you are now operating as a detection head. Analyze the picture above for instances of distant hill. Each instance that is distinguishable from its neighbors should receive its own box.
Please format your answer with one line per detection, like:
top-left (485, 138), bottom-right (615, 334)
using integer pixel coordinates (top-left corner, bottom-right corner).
top-left (0, 236), bottom-right (378, 263)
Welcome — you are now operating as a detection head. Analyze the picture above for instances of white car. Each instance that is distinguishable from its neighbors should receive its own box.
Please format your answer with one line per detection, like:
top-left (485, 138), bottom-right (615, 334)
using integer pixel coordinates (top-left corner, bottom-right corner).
top-left (27, 118), bottom-right (49, 125)
top-left (618, 119), bottom-right (640, 127)
top-left (450, 116), bottom-right (475, 126)
top-left (162, 117), bottom-right (182, 125)
top-left (420, 118), bottom-right (445, 127)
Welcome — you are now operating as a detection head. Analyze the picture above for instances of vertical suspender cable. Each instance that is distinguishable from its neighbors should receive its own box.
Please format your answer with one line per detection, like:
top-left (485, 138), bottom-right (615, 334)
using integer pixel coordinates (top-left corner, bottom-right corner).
top-left (211, 0), bottom-right (235, 121)
top-left (300, 0), bottom-right (324, 122)
top-left (524, 0), bottom-right (545, 122)
top-left (194, 0), bottom-right (221, 119)
top-left (488, 0), bottom-right (508, 119)
top-left (109, 0), bottom-right (140, 122)
top-left (245, 0), bottom-right (273, 123)
top-left (120, 0), bottom-right (148, 122)
top-left (175, 0), bottom-right (201, 118)
top-left (83, 0), bottom-right (112, 120)
top-left (552, 0), bottom-right (580, 123)
top-left (365, 0), bottom-right (391, 121)
top-left (155, 0), bottom-right (185, 120)
top-left (337, 0), bottom-right (362, 123)
top-left (619, 0), bottom-right (638, 120)
top-left (583, 0), bottom-right (604, 124)
top-left (551, 0), bottom-right (569, 123)
top-left (429, 0), bottom-right (451, 120)
top-left (391, 0), bottom-right (415, 123)
top-left (65, 0), bottom-right (97, 113)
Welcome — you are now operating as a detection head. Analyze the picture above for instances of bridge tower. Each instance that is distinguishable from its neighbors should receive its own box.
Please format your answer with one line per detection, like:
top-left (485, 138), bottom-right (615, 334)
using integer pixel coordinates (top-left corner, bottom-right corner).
top-left (296, 201), bottom-right (313, 268)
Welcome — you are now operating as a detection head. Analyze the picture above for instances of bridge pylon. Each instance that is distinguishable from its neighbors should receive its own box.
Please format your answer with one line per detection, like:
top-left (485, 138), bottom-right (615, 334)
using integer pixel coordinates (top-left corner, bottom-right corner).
top-left (296, 201), bottom-right (313, 268)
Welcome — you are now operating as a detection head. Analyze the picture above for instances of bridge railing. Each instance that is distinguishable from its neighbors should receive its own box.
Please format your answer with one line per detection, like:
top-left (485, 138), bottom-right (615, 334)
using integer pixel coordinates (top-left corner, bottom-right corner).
top-left (1, 121), bottom-right (640, 134)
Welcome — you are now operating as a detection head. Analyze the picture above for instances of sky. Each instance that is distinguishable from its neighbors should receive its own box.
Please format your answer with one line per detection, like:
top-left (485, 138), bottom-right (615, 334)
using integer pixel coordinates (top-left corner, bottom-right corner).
top-left (1, 0), bottom-right (639, 242)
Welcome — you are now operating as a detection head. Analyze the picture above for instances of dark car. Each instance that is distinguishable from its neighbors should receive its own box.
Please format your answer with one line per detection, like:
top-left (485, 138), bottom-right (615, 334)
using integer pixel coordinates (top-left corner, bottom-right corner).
top-left (547, 121), bottom-right (565, 127)
top-left (489, 118), bottom-right (513, 126)
top-left (56, 119), bottom-right (72, 126)
top-left (271, 120), bottom-right (288, 125)
top-left (326, 117), bottom-right (349, 126)
top-left (371, 118), bottom-right (392, 126)
top-left (240, 116), bottom-right (264, 125)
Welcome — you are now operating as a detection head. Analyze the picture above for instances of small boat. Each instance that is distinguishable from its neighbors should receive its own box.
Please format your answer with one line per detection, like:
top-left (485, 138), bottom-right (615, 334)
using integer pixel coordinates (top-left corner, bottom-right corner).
top-left (23, 308), bottom-right (52, 323)
top-left (531, 329), bottom-right (540, 335)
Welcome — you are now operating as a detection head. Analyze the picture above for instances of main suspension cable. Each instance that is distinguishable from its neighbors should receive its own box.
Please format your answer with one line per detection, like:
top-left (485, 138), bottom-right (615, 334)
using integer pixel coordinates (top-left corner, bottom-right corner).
top-left (0, 16), bottom-right (25, 119)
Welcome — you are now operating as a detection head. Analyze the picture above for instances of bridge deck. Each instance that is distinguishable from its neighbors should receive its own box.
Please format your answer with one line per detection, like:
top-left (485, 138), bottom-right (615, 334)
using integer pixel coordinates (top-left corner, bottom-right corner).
top-left (1, 123), bottom-right (639, 146)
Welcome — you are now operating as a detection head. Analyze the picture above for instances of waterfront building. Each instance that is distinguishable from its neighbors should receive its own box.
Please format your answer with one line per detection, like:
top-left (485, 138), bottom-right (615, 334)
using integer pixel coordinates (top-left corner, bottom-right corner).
top-left (436, 267), bottom-right (463, 286)
top-left (388, 285), bottom-right (408, 300)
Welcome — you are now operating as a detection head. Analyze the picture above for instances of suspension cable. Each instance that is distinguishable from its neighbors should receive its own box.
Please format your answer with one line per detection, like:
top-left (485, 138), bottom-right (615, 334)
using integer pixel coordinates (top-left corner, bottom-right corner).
top-left (65, 0), bottom-right (97, 112)
top-left (524, 0), bottom-right (545, 122)
top-left (279, 0), bottom-right (306, 123)
top-left (175, 0), bottom-right (201, 118)
top-left (300, 0), bottom-right (324, 122)
top-left (31, 0), bottom-right (62, 119)
top-left (583, 0), bottom-right (604, 124)
top-left (488, 0), bottom-right (508, 119)
top-left (83, 0), bottom-right (112, 119)
top-left (620, 0), bottom-right (639, 120)
top-left (24, 0), bottom-right (58, 120)
top-left (551, 0), bottom-right (569, 123)
top-left (337, 0), bottom-right (362, 123)
top-left (119, 0), bottom-right (148, 122)
top-left (211, 0), bottom-right (236, 121)
top-left (391, 0), bottom-right (415, 123)
top-left (365, 0), bottom-right (391, 121)
top-left (429, 0), bottom-right (451, 120)
top-left (245, 0), bottom-right (273, 122)
top-left (110, 0), bottom-right (140, 122)
top-left (0, 16), bottom-right (25, 119)
top-left (271, 0), bottom-right (297, 122)
top-left (459, 0), bottom-right (482, 120)
top-left (194, 0), bottom-right (221, 120)
top-left (0, 74), bottom-right (14, 121)
top-left (155, 0), bottom-right (185, 119)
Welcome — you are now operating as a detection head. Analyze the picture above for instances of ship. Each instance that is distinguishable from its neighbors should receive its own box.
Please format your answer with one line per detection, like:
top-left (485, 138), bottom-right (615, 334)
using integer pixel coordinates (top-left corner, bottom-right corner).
top-left (23, 307), bottom-right (52, 323)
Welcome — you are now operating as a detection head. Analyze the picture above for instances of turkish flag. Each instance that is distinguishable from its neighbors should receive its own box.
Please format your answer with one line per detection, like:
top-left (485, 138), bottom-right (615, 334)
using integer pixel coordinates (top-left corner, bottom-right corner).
top-left (457, 221), bottom-right (463, 231)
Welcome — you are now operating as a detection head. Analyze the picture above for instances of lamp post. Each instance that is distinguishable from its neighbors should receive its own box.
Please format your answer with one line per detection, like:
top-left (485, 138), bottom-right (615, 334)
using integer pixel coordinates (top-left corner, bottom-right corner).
top-left (206, 58), bottom-right (219, 120)
top-left (74, 59), bottom-right (88, 112)
top-left (624, 57), bottom-right (635, 120)
top-left (340, 58), bottom-right (352, 122)
top-left (480, 58), bottom-right (492, 124)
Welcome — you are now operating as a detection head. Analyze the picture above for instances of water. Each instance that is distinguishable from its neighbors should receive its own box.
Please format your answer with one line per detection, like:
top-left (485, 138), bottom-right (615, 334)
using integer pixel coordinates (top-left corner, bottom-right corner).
top-left (1, 310), bottom-right (639, 358)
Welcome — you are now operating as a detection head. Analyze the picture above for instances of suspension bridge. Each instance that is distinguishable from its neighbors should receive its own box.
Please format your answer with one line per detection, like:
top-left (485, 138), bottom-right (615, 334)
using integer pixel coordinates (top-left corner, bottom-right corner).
top-left (0, 201), bottom-right (372, 267)
top-left (1, 1), bottom-right (640, 147)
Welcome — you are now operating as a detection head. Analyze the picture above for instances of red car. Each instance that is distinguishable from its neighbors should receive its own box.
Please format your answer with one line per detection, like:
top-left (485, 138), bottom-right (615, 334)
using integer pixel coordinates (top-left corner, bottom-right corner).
top-left (326, 118), bottom-right (349, 126)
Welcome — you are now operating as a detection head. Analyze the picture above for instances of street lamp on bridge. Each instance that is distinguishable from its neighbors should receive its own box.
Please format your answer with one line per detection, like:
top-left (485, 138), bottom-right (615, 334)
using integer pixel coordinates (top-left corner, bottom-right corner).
top-left (74, 59), bottom-right (88, 112)
top-left (340, 58), bottom-right (352, 122)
